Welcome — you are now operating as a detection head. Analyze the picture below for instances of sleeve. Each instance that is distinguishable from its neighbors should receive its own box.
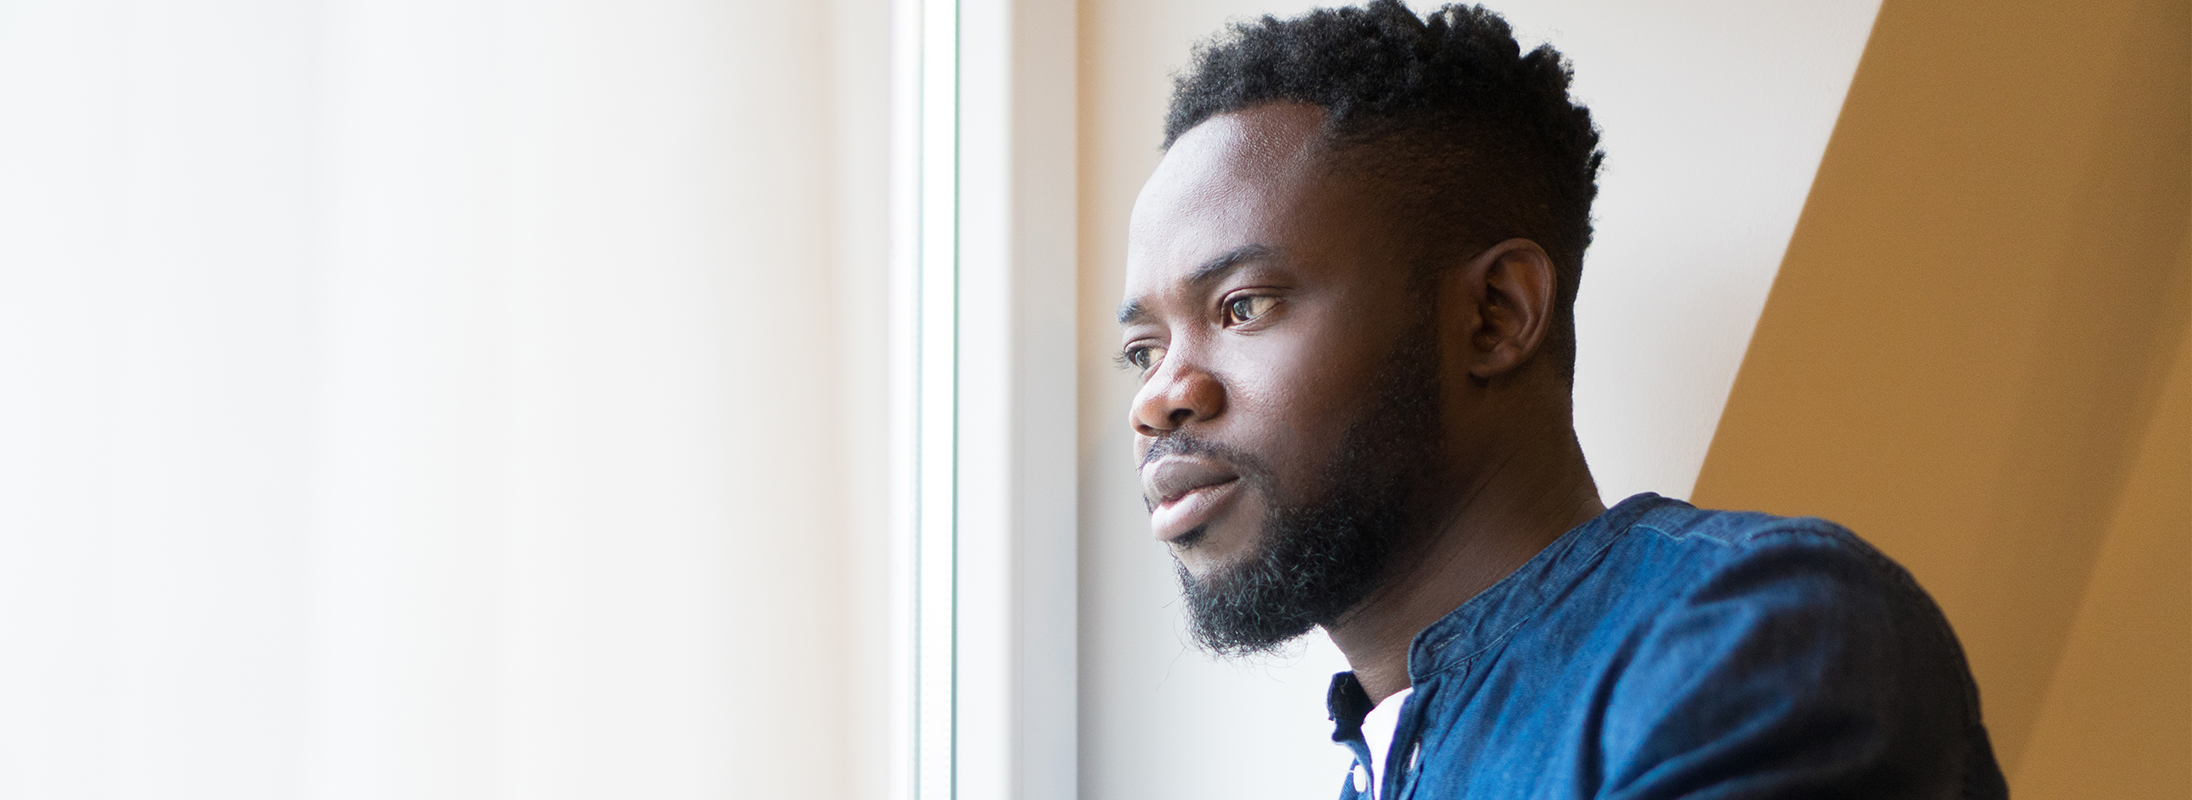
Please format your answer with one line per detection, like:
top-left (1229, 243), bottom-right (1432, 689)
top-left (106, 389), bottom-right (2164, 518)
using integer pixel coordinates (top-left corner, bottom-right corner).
top-left (1596, 524), bottom-right (2007, 800)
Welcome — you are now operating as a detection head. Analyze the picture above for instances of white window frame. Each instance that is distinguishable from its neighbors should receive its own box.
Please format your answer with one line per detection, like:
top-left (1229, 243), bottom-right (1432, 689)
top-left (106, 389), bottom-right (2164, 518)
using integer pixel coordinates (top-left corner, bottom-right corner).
top-left (893, 1), bottom-right (1078, 798)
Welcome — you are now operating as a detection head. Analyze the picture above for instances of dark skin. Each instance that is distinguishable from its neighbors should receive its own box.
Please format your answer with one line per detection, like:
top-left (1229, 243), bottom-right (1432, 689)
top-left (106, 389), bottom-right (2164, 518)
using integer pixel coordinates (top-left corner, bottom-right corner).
top-left (1120, 103), bottom-right (1605, 703)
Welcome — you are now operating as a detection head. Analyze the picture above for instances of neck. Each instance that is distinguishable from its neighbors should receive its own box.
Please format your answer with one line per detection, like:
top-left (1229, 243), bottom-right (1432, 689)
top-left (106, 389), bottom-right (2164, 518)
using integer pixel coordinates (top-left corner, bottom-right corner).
top-left (1321, 421), bottom-right (1604, 703)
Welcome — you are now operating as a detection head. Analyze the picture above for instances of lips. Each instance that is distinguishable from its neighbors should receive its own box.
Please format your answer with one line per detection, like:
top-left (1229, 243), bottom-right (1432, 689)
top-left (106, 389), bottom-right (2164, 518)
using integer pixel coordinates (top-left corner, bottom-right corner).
top-left (1142, 455), bottom-right (1243, 543)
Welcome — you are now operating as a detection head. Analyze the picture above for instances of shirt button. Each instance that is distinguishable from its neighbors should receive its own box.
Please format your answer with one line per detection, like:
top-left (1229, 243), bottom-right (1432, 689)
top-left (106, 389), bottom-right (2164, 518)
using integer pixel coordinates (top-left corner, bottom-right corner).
top-left (1351, 763), bottom-right (1369, 793)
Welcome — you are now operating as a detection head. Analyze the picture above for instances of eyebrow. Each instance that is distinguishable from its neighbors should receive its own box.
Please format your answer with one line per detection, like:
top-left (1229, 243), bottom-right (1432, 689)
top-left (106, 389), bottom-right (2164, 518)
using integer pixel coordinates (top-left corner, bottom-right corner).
top-left (1116, 243), bottom-right (1280, 326)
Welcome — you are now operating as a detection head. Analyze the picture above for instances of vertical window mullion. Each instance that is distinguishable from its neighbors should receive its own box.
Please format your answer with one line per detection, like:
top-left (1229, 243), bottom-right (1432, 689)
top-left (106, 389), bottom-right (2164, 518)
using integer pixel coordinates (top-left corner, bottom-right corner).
top-left (913, 0), bottom-right (958, 799)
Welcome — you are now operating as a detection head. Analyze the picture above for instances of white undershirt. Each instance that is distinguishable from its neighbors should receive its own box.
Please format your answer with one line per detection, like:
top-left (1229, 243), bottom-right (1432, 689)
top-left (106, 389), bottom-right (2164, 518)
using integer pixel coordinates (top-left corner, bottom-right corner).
top-left (1359, 686), bottom-right (1414, 797)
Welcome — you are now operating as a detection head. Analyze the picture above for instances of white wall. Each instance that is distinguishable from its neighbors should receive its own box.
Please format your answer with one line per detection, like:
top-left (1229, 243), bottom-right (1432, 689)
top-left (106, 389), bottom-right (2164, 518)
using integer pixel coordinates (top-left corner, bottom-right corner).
top-left (1075, 2), bottom-right (1882, 798)
top-left (0, 1), bottom-right (889, 797)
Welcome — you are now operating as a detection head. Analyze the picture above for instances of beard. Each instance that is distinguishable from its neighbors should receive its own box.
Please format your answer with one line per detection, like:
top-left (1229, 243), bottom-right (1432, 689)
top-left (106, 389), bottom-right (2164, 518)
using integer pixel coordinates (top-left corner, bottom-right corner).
top-left (1160, 308), bottom-right (1446, 657)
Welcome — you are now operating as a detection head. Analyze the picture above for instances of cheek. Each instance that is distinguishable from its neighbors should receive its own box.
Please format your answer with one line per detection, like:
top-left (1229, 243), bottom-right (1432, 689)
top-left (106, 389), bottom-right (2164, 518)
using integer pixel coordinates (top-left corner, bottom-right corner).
top-left (1217, 328), bottom-right (1390, 490)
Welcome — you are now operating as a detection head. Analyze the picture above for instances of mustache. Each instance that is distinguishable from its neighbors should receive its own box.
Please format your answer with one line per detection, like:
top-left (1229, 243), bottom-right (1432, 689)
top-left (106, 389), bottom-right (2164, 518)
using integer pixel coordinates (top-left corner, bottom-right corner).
top-left (1139, 432), bottom-right (1271, 480)
top-left (1140, 431), bottom-right (1223, 469)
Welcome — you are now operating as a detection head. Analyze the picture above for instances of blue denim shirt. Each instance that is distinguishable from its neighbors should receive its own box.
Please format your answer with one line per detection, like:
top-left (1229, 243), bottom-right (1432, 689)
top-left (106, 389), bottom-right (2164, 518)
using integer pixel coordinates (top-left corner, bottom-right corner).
top-left (1327, 494), bottom-right (2006, 799)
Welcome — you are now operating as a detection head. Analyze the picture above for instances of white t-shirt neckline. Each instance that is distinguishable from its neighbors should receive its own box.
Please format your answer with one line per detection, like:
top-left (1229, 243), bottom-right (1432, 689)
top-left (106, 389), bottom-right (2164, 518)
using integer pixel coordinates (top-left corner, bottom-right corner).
top-left (1359, 686), bottom-right (1414, 797)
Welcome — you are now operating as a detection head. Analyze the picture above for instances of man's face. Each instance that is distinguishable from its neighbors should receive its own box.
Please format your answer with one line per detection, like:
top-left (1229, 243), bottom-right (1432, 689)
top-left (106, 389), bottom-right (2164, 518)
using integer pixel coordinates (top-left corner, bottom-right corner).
top-left (1119, 104), bottom-right (1447, 653)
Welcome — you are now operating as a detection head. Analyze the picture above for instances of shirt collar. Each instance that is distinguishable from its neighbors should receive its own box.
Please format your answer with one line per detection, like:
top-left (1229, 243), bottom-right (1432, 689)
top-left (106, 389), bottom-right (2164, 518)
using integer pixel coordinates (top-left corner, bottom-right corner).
top-left (1323, 493), bottom-right (1673, 736)
top-left (1326, 670), bottom-right (1375, 744)
top-left (1403, 492), bottom-right (1673, 683)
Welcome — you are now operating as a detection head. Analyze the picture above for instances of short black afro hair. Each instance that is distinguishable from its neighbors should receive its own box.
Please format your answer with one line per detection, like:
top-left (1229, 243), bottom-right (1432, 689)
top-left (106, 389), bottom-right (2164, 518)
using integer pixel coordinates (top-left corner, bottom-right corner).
top-left (1164, 0), bottom-right (1603, 380)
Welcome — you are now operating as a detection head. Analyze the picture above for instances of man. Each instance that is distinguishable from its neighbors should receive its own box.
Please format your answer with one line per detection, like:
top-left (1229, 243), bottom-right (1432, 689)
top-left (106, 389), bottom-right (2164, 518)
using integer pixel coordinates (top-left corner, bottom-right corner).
top-left (1117, 2), bottom-right (2008, 797)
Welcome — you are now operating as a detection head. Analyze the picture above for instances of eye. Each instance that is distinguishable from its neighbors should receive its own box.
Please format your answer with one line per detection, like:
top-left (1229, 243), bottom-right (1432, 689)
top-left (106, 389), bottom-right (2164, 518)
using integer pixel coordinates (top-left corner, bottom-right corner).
top-left (1119, 344), bottom-right (1166, 373)
top-left (1223, 294), bottom-right (1277, 326)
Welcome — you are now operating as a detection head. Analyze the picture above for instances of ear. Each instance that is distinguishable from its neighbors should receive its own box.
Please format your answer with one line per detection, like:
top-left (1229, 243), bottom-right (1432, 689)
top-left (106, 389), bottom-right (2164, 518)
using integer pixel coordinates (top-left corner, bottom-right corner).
top-left (1439, 238), bottom-right (1558, 384)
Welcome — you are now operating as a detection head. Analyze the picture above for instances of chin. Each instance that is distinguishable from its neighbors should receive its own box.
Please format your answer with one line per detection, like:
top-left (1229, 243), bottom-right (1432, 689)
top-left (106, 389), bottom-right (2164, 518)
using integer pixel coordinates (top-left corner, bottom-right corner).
top-left (1172, 517), bottom-right (1263, 574)
top-left (1178, 544), bottom-right (1267, 594)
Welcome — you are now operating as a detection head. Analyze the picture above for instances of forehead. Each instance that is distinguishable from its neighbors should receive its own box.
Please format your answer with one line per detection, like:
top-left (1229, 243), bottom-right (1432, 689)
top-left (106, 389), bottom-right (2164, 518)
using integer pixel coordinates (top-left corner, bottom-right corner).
top-left (1123, 105), bottom-right (1332, 302)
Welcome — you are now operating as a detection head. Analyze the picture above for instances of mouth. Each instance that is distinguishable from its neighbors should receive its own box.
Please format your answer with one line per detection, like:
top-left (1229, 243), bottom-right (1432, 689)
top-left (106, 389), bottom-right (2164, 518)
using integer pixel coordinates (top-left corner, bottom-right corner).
top-left (1143, 456), bottom-right (1244, 544)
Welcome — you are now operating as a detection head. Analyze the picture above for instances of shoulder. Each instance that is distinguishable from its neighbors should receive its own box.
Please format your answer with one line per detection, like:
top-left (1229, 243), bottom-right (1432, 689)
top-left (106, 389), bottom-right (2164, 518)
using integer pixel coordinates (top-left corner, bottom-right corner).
top-left (1608, 500), bottom-right (1969, 704)
top-left (1621, 498), bottom-right (1879, 560)
top-left (1615, 500), bottom-right (1940, 627)
top-left (1588, 499), bottom-right (2002, 798)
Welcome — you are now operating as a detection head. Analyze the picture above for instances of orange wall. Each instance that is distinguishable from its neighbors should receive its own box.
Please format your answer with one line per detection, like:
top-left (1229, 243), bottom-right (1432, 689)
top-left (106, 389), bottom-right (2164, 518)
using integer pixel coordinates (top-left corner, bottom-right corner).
top-left (1693, 0), bottom-right (2191, 796)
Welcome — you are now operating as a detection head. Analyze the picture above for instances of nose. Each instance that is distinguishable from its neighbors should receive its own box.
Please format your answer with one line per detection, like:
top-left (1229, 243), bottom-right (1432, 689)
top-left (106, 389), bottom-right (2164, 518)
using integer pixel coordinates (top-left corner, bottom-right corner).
top-left (1129, 357), bottom-right (1225, 437)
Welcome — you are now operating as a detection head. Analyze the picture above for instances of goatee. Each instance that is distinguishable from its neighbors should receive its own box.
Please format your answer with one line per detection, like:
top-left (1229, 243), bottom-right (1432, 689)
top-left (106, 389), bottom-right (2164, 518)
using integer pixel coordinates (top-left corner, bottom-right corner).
top-left (1170, 311), bottom-right (1445, 657)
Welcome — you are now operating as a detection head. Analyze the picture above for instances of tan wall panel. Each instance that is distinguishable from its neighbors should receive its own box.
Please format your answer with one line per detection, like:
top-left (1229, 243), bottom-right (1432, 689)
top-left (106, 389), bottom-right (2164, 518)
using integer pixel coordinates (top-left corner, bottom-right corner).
top-left (2014, 318), bottom-right (2190, 799)
top-left (1692, 0), bottom-right (2191, 778)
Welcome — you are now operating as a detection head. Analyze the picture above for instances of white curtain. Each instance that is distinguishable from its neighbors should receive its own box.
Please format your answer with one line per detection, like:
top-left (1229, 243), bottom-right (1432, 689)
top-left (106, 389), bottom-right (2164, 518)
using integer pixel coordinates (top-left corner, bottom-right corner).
top-left (0, 1), bottom-right (888, 797)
